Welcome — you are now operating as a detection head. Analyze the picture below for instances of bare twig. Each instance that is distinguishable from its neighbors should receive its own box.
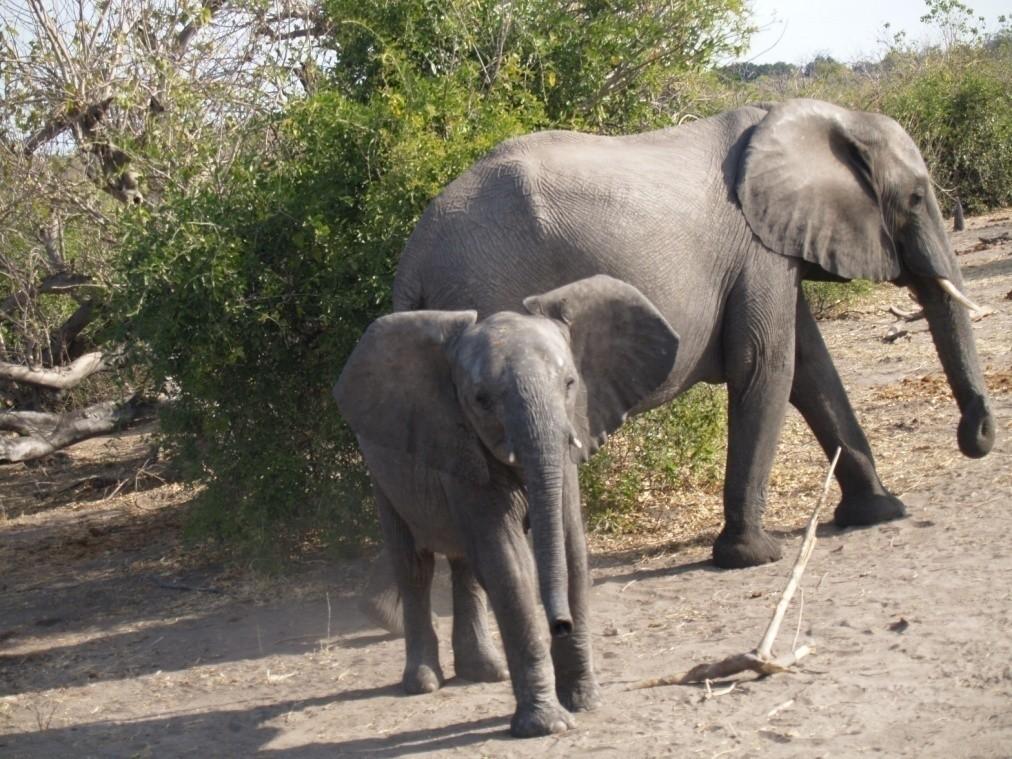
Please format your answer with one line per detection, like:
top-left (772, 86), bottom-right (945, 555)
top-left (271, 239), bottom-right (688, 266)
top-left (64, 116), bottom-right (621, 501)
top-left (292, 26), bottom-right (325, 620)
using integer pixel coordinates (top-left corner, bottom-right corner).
top-left (629, 448), bottom-right (841, 690)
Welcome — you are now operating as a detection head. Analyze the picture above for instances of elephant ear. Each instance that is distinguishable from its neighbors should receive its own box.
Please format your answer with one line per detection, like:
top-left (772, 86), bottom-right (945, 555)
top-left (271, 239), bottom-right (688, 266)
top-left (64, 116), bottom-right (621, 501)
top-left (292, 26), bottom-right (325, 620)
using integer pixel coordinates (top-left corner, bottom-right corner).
top-left (524, 275), bottom-right (679, 460)
top-left (737, 98), bottom-right (901, 281)
top-left (333, 310), bottom-right (489, 485)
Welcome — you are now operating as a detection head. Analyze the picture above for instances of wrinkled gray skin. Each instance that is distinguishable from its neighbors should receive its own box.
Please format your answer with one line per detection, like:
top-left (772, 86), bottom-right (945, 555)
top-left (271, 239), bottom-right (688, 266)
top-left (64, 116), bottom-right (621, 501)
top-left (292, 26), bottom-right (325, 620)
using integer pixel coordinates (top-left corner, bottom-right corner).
top-left (334, 276), bottom-right (679, 737)
top-left (389, 98), bottom-right (995, 571)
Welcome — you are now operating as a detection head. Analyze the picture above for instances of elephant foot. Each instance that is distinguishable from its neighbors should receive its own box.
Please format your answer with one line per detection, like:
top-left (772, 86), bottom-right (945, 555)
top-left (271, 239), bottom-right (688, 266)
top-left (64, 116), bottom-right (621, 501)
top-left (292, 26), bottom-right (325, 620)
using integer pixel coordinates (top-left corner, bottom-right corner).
top-left (557, 675), bottom-right (601, 713)
top-left (834, 492), bottom-right (906, 528)
top-left (402, 663), bottom-right (443, 694)
top-left (713, 526), bottom-right (782, 569)
top-left (510, 701), bottom-right (576, 738)
top-left (454, 648), bottom-right (509, 683)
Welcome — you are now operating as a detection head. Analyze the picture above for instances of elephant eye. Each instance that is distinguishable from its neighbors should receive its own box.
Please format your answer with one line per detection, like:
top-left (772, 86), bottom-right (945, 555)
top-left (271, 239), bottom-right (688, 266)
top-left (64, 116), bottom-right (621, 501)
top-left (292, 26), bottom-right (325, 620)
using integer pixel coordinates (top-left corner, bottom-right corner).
top-left (565, 376), bottom-right (576, 394)
top-left (909, 191), bottom-right (924, 207)
top-left (475, 392), bottom-right (493, 411)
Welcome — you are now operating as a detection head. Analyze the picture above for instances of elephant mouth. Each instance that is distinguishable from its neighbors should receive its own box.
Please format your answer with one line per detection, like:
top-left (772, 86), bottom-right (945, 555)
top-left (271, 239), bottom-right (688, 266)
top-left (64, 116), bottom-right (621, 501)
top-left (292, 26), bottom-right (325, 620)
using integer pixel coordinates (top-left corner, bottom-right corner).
top-left (958, 395), bottom-right (995, 459)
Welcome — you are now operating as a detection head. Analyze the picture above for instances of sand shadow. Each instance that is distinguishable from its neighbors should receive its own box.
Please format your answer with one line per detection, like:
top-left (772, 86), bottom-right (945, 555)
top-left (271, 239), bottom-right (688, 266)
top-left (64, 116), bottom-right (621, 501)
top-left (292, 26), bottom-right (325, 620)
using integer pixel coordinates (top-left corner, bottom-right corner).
top-left (0, 683), bottom-right (509, 758)
top-left (0, 579), bottom-right (390, 698)
top-left (962, 255), bottom-right (1012, 282)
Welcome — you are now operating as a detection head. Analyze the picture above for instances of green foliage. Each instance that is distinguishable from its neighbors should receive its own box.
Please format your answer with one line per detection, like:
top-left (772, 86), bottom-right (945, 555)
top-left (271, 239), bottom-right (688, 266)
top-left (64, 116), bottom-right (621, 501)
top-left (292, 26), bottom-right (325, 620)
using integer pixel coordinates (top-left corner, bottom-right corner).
top-left (116, 2), bottom-right (752, 556)
top-left (877, 48), bottom-right (1012, 214)
top-left (116, 81), bottom-right (536, 556)
top-left (802, 279), bottom-right (877, 319)
top-left (325, 0), bottom-right (753, 132)
top-left (581, 385), bottom-right (727, 534)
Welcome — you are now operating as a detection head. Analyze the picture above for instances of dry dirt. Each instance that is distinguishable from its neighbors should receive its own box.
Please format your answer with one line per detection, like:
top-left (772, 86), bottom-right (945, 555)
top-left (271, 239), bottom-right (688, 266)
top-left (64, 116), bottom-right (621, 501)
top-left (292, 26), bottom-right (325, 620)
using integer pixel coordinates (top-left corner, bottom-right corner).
top-left (2, 211), bottom-right (1011, 758)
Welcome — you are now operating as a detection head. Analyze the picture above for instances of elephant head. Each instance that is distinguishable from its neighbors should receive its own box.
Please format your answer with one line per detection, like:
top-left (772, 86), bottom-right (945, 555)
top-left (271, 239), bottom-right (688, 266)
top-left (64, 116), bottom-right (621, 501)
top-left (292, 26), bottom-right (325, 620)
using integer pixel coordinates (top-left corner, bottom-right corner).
top-left (334, 275), bottom-right (679, 637)
top-left (737, 98), bottom-right (995, 458)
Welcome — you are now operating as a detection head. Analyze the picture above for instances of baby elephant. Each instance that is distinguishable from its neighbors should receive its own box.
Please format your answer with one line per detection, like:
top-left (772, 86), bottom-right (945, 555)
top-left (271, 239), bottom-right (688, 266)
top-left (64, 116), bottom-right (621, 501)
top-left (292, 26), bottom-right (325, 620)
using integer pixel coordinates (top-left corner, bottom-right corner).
top-left (334, 275), bottom-right (678, 737)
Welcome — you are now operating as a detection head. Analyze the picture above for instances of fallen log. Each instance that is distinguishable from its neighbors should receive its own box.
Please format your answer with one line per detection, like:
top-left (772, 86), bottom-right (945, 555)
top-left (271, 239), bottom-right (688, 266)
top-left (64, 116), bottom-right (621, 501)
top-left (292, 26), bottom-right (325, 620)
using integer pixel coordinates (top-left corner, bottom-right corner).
top-left (0, 396), bottom-right (157, 463)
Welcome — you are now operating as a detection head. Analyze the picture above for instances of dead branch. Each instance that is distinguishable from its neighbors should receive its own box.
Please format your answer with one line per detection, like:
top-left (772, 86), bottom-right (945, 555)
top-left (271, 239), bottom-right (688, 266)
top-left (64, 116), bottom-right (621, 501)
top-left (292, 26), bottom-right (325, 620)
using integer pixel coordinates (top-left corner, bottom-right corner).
top-left (888, 305), bottom-right (925, 322)
top-left (629, 448), bottom-right (841, 691)
top-left (174, 0), bottom-right (227, 54)
top-left (23, 99), bottom-right (115, 159)
top-left (0, 272), bottom-right (93, 319)
top-left (46, 301), bottom-right (96, 363)
top-left (0, 352), bottom-right (108, 389)
top-left (37, 216), bottom-right (65, 270)
top-left (0, 396), bottom-right (157, 464)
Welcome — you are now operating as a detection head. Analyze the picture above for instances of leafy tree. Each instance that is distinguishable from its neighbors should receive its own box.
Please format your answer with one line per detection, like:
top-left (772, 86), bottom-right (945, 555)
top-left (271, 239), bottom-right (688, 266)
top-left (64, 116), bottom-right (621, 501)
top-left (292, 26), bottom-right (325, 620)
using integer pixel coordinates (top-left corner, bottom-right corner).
top-left (0, 0), bottom-right (334, 461)
top-left (803, 54), bottom-right (846, 79)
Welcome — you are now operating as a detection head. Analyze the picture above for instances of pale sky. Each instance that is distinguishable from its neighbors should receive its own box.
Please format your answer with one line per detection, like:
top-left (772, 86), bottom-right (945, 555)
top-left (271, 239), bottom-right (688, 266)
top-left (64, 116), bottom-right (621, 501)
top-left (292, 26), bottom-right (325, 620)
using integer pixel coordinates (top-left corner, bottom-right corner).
top-left (745, 0), bottom-right (1009, 64)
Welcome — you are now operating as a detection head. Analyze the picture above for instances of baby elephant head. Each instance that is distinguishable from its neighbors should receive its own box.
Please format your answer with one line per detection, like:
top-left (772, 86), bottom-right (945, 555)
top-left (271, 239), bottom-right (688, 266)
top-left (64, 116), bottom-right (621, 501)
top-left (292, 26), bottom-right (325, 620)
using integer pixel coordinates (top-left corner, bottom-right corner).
top-left (334, 275), bottom-right (679, 636)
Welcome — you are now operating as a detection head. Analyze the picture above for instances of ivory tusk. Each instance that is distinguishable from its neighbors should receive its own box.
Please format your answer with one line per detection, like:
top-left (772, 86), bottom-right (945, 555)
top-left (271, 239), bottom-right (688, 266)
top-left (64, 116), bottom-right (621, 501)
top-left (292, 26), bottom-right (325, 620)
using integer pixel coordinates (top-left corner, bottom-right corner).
top-left (936, 278), bottom-right (981, 312)
top-left (570, 434), bottom-right (583, 450)
top-left (507, 451), bottom-right (516, 464)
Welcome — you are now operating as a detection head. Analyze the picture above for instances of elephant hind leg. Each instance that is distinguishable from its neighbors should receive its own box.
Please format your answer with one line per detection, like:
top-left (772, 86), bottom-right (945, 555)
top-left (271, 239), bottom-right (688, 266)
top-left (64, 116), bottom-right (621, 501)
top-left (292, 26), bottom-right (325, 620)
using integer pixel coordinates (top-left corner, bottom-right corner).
top-left (791, 295), bottom-right (906, 527)
top-left (373, 485), bottom-right (443, 694)
top-left (448, 558), bottom-right (509, 683)
top-left (359, 548), bottom-right (404, 636)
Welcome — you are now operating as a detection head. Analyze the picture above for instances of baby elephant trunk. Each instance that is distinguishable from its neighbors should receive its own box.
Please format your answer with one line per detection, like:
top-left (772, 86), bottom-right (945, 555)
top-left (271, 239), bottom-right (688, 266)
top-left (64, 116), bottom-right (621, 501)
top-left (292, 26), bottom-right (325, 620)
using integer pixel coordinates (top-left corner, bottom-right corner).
top-left (520, 436), bottom-right (573, 639)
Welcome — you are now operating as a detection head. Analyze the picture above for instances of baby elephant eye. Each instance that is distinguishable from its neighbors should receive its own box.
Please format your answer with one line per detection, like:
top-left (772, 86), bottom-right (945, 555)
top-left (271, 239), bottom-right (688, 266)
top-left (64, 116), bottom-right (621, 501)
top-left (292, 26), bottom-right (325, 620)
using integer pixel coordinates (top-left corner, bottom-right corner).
top-left (565, 377), bottom-right (576, 393)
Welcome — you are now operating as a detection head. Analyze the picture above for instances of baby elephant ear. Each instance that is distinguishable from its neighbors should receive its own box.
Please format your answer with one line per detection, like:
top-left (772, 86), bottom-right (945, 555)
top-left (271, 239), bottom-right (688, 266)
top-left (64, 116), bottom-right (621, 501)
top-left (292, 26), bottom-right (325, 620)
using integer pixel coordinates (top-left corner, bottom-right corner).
top-left (333, 310), bottom-right (489, 485)
top-left (524, 275), bottom-right (679, 456)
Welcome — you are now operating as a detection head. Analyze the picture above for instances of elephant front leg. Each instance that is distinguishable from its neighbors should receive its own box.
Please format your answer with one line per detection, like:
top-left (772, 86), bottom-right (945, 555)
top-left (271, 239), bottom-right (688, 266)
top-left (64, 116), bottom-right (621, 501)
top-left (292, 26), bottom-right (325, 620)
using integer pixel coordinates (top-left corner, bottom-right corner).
top-left (374, 487), bottom-right (443, 694)
top-left (471, 524), bottom-right (575, 738)
top-left (448, 558), bottom-right (509, 683)
top-left (791, 295), bottom-right (906, 527)
top-left (551, 465), bottom-right (600, 712)
top-left (713, 269), bottom-right (798, 568)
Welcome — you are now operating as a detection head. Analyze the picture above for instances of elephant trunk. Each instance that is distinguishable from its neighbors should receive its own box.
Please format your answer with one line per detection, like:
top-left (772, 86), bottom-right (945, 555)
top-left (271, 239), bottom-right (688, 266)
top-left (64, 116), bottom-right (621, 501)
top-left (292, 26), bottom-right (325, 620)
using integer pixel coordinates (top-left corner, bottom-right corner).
top-left (911, 274), bottom-right (995, 458)
top-left (511, 403), bottom-right (572, 639)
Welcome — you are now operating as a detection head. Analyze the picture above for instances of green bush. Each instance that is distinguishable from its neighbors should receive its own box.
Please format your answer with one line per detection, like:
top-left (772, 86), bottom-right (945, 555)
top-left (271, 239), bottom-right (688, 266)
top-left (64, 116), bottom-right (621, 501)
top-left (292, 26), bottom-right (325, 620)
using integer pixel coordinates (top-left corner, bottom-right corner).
top-left (878, 46), bottom-right (1012, 214)
top-left (802, 279), bottom-right (878, 319)
top-left (114, 1), bottom-right (751, 557)
top-left (582, 385), bottom-right (728, 534)
top-left (115, 81), bottom-right (541, 558)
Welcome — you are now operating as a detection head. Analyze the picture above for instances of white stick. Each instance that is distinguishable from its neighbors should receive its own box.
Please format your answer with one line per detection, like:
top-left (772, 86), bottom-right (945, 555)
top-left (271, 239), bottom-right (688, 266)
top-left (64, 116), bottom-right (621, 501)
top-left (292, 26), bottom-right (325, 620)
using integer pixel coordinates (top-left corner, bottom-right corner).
top-left (757, 448), bottom-right (840, 660)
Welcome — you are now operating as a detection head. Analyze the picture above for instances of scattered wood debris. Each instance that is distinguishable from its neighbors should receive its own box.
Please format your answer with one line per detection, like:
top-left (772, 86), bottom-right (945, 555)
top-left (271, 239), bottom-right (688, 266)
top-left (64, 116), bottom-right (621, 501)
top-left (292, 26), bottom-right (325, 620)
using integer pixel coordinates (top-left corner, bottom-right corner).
top-left (629, 449), bottom-right (841, 691)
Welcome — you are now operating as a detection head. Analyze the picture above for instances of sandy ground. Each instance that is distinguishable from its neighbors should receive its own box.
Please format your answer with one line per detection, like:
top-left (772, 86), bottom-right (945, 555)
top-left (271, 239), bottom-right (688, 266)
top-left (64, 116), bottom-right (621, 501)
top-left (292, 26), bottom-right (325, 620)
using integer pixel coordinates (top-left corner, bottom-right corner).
top-left (1, 211), bottom-right (1010, 758)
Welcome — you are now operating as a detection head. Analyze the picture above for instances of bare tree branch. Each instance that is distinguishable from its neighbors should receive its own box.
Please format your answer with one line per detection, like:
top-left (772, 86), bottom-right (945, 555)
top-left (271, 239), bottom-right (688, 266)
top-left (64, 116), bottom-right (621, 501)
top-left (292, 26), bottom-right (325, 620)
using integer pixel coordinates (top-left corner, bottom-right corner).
top-left (37, 215), bottom-right (65, 270)
top-left (23, 98), bottom-right (114, 158)
top-left (0, 272), bottom-right (93, 320)
top-left (0, 351), bottom-right (108, 389)
top-left (175, 0), bottom-right (227, 54)
top-left (46, 300), bottom-right (96, 362)
top-left (0, 396), bottom-right (156, 463)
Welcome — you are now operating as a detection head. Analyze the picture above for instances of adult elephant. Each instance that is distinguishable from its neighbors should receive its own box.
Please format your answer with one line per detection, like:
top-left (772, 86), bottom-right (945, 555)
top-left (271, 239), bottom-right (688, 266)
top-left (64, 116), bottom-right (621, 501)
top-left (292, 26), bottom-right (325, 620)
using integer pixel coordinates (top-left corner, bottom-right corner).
top-left (391, 98), bottom-right (995, 569)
